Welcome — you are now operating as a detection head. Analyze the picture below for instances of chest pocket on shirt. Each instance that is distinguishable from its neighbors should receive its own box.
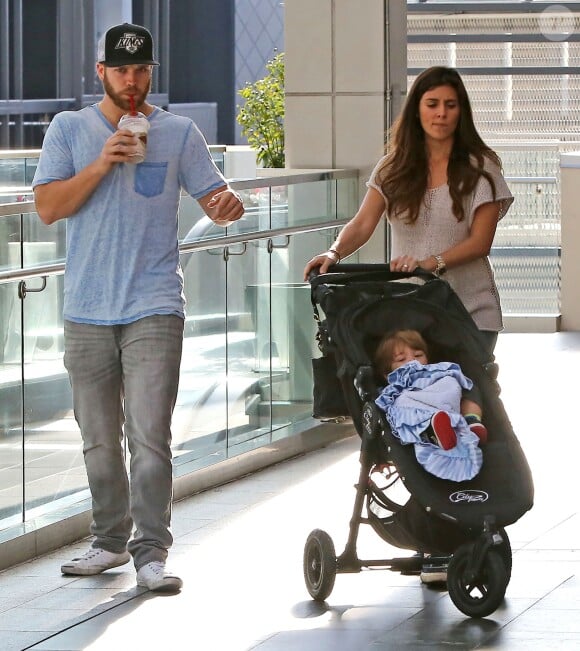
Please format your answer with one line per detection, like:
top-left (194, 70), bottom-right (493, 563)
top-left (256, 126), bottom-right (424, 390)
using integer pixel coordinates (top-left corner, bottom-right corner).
top-left (135, 162), bottom-right (168, 198)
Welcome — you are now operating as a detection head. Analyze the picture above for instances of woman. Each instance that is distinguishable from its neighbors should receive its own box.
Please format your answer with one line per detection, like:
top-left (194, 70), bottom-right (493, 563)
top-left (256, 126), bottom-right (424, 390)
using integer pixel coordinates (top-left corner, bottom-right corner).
top-left (304, 66), bottom-right (513, 354)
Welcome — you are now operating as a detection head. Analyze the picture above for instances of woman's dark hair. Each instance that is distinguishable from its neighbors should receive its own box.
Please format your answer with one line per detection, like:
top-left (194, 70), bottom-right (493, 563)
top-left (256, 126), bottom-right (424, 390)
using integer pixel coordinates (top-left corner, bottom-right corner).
top-left (377, 66), bottom-right (501, 223)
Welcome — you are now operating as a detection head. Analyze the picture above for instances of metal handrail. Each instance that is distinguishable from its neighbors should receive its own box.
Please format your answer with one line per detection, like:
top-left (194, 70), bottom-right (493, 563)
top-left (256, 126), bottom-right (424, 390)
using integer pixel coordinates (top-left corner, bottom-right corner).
top-left (0, 200), bottom-right (34, 215)
top-left (0, 168), bottom-right (357, 218)
top-left (0, 219), bottom-right (347, 286)
top-left (0, 167), bottom-right (356, 285)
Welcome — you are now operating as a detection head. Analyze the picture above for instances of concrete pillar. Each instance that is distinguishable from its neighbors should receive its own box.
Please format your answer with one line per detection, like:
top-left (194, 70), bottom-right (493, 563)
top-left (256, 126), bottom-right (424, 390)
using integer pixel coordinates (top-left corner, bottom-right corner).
top-left (560, 152), bottom-right (580, 331)
top-left (284, 0), bottom-right (407, 263)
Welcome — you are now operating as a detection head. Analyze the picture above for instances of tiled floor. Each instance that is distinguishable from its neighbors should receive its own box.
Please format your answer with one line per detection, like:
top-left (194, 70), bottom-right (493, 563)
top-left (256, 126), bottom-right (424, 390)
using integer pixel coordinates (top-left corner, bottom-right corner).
top-left (0, 332), bottom-right (578, 651)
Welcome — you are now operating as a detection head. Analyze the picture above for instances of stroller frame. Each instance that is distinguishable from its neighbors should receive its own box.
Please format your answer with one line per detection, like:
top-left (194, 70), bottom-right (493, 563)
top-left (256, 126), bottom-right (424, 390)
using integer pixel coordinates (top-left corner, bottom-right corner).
top-left (305, 402), bottom-right (509, 616)
top-left (303, 264), bottom-right (533, 618)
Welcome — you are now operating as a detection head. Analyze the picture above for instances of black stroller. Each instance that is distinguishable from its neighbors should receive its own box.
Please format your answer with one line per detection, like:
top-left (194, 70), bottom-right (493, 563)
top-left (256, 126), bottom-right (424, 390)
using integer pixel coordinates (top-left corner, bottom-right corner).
top-left (303, 264), bottom-right (534, 618)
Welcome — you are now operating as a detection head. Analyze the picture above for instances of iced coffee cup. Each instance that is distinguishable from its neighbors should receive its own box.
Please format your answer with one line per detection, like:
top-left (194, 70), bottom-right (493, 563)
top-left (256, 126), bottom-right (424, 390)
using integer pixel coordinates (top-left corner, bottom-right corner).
top-left (118, 112), bottom-right (150, 164)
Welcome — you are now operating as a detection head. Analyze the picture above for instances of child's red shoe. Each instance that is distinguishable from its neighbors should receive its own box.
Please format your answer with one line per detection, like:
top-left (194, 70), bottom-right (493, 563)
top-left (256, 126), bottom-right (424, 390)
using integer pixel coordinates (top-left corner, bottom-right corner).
top-left (469, 422), bottom-right (488, 444)
top-left (429, 411), bottom-right (457, 450)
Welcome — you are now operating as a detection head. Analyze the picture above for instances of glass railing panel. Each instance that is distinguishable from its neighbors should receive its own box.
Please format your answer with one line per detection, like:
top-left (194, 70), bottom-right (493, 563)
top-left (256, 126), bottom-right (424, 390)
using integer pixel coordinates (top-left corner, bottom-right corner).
top-left (271, 183), bottom-right (290, 229)
top-left (178, 188), bottom-right (268, 243)
top-left (177, 194), bottom-right (228, 245)
top-left (0, 155), bottom-right (38, 201)
top-left (228, 186), bottom-right (272, 236)
top-left (0, 279), bottom-right (23, 531)
top-left (210, 147), bottom-right (225, 174)
top-left (0, 157), bottom-right (28, 185)
top-left (0, 212), bottom-right (23, 273)
top-left (285, 179), bottom-right (337, 228)
top-left (24, 158), bottom-right (39, 186)
top-left (336, 176), bottom-right (359, 221)
top-left (22, 274), bottom-right (85, 522)
top-left (225, 239), bottom-right (272, 456)
top-left (22, 212), bottom-right (66, 266)
top-left (178, 176), bottom-right (354, 245)
top-left (178, 178), bottom-right (347, 243)
top-left (172, 246), bottom-right (228, 472)
top-left (0, 207), bottom-right (25, 530)
top-left (21, 212), bottom-right (65, 360)
top-left (270, 229), bottom-right (335, 438)
top-left (0, 208), bottom-right (66, 270)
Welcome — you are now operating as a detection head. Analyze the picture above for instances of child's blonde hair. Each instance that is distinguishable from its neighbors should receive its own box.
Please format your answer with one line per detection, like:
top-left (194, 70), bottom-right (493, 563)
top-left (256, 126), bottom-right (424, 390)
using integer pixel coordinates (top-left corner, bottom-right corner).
top-left (374, 329), bottom-right (429, 377)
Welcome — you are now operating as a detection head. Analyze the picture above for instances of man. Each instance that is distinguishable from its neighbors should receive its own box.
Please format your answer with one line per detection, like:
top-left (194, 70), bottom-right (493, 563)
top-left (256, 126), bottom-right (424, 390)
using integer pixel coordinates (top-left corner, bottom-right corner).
top-left (32, 23), bottom-right (244, 593)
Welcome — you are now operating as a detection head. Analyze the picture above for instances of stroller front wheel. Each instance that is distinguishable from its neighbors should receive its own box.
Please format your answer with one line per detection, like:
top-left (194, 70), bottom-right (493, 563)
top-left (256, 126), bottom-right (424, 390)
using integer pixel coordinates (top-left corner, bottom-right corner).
top-left (303, 529), bottom-right (337, 601)
top-left (497, 527), bottom-right (513, 583)
top-left (447, 543), bottom-right (508, 618)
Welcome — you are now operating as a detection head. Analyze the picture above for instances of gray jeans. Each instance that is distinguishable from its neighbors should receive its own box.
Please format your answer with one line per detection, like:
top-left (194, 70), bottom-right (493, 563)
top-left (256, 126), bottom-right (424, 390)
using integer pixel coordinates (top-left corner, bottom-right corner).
top-left (64, 315), bottom-right (184, 569)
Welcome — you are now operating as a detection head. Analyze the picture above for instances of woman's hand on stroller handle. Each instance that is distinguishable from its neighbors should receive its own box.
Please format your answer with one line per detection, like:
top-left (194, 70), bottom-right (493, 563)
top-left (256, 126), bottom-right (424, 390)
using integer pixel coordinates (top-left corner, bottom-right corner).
top-left (304, 251), bottom-right (339, 281)
top-left (390, 255), bottom-right (420, 274)
top-left (306, 263), bottom-right (438, 286)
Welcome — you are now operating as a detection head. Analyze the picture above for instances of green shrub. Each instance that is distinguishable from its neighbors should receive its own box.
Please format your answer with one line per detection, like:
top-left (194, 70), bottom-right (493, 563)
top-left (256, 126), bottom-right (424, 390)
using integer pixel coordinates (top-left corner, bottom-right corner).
top-left (237, 53), bottom-right (285, 168)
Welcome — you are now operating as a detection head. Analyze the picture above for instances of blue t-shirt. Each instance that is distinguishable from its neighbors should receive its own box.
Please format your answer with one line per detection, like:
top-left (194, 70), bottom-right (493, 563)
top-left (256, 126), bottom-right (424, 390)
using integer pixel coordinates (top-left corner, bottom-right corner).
top-left (32, 104), bottom-right (226, 324)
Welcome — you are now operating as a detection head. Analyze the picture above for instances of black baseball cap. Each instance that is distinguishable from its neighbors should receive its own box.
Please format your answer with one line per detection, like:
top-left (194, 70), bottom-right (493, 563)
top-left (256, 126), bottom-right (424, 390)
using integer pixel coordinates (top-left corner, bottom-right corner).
top-left (97, 23), bottom-right (159, 67)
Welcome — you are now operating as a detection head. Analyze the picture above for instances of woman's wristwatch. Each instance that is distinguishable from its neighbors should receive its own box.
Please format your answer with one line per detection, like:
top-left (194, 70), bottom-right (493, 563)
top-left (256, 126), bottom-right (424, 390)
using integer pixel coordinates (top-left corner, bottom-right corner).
top-left (433, 254), bottom-right (446, 276)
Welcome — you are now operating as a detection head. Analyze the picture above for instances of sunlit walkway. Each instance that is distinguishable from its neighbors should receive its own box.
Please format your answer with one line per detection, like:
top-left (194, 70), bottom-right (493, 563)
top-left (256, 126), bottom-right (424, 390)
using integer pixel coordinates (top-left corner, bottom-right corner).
top-left (0, 332), bottom-right (578, 651)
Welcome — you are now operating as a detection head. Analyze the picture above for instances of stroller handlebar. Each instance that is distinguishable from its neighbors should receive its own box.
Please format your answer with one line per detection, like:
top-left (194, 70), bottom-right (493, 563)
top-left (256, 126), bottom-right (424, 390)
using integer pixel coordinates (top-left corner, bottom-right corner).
top-left (308, 263), bottom-right (437, 287)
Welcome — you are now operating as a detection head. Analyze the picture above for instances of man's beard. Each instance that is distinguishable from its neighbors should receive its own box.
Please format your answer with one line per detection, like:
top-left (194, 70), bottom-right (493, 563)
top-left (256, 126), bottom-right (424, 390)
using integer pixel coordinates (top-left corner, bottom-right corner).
top-left (102, 72), bottom-right (151, 112)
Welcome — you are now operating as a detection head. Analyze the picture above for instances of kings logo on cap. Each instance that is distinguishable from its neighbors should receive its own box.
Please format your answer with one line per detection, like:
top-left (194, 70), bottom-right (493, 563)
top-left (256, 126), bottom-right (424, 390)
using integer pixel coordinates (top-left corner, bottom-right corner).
top-left (115, 32), bottom-right (145, 55)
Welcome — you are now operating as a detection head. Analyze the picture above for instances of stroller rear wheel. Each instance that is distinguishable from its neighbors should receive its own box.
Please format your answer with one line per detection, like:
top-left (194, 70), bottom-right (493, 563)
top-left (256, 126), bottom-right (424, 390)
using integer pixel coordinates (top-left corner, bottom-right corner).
top-left (447, 542), bottom-right (508, 618)
top-left (303, 529), bottom-right (337, 601)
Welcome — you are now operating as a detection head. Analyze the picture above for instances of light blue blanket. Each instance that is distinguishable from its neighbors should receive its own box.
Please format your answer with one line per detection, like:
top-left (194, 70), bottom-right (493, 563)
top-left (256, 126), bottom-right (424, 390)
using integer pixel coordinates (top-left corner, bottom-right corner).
top-left (375, 361), bottom-right (483, 481)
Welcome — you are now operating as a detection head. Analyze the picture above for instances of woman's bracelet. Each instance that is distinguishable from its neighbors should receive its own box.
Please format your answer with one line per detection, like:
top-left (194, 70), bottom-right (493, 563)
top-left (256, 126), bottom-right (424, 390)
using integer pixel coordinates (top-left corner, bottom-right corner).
top-left (433, 254), bottom-right (446, 276)
top-left (327, 247), bottom-right (341, 262)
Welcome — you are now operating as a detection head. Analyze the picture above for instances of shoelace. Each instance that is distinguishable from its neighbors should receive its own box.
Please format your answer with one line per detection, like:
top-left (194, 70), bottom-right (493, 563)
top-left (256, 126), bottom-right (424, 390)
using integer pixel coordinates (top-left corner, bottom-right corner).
top-left (146, 561), bottom-right (165, 575)
top-left (72, 549), bottom-right (103, 561)
top-left (71, 548), bottom-right (126, 563)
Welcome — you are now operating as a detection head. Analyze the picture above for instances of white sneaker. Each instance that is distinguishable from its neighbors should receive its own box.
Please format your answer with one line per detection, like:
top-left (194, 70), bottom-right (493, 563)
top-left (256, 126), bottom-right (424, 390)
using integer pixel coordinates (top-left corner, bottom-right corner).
top-left (136, 561), bottom-right (183, 593)
top-left (420, 564), bottom-right (448, 584)
top-left (61, 547), bottom-right (131, 576)
top-left (420, 556), bottom-right (450, 585)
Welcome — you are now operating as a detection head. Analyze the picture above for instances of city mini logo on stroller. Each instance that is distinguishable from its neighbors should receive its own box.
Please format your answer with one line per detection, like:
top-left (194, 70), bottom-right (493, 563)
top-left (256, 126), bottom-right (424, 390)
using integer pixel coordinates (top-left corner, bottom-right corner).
top-left (304, 264), bottom-right (534, 618)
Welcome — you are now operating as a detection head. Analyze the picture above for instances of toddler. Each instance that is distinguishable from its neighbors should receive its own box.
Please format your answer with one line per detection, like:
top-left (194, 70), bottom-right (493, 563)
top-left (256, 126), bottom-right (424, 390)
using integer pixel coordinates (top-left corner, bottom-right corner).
top-left (375, 329), bottom-right (488, 449)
